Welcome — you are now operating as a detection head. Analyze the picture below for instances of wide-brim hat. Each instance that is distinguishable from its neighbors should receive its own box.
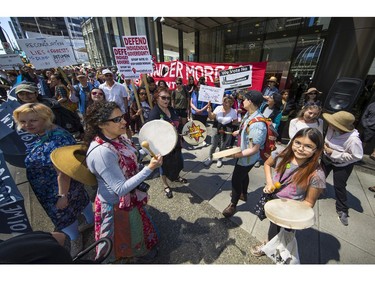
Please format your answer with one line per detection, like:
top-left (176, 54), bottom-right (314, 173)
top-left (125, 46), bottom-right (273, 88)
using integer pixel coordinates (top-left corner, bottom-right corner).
top-left (304, 87), bottom-right (322, 95)
top-left (322, 111), bottom-right (355, 133)
top-left (267, 76), bottom-right (278, 84)
top-left (50, 145), bottom-right (97, 186)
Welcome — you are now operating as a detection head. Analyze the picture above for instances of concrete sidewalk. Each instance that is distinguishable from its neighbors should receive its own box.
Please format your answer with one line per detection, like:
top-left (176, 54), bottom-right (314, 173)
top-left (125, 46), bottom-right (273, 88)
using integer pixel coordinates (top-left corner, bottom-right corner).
top-left (4, 122), bottom-right (375, 264)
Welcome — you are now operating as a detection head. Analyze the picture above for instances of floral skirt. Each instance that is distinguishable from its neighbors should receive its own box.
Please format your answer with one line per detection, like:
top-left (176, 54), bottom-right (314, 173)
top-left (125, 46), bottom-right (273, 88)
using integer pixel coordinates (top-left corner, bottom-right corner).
top-left (94, 195), bottom-right (159, 262)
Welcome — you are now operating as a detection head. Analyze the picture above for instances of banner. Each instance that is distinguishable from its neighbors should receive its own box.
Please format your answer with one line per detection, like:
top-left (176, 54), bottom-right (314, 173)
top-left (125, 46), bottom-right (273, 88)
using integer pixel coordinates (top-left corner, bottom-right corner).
top-left (150, 61), bottom-right (267, 91)
top-left (0, 149), bottom-right (32, 234)
top-left (17, 37), bottom-right (77, 70)
top-left (219, 65), bottom-right (252, 91)
top-left (0, 100), bottom-right (38, 168)
top-left (0, 54), bottom-right (24, 70)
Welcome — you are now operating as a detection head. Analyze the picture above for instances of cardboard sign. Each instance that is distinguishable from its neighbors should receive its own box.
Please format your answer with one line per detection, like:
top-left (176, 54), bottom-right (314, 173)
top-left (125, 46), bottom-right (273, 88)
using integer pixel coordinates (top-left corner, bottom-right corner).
top-left (219, 65), bottom-right (252, 91)
top-left (17, 37), bottom-right (77, 69)
top-left (198, 85), bottom-right (225, 104)
top-left (123, 36), bottom-right (153, 76)
top-left (0, 54), bottom-right (24, 70)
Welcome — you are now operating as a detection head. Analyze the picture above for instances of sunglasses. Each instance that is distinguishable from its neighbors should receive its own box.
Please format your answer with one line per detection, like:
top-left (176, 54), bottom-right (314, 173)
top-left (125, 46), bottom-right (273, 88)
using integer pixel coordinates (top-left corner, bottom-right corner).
top-left (160, 96), bottom-right (171, 101)
top-left (91, 91), bottom-right (103, 96)
top-left (139, 92), bottom-right (147, 95)
top-left (176, 82), bottom-right (182, 85)
top-left (105, 114), bottom-right (126, 123)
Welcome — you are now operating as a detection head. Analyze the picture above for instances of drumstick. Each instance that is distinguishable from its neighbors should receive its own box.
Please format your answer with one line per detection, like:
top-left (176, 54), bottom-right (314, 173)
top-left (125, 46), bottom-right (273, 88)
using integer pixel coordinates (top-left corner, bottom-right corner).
top-left (180, 130), bottom-right (201, 136)
top-left (141, 141), bottom-right (156, 158)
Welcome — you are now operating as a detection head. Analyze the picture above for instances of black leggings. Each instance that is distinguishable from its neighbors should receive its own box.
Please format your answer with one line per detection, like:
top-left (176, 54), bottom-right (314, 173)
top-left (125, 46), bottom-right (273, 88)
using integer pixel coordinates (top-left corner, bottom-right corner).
top-left (231, 162), bottom-right (254, 205)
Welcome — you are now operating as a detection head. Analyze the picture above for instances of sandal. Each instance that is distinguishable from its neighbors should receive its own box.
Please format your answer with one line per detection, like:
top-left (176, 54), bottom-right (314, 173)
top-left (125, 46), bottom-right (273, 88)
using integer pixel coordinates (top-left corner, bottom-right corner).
top-left (368, 186), bottom-right (375, 192)
top-left (164, 187), bottom-right (173, 198)
top-left (174, 177), bottom-right (188, 184)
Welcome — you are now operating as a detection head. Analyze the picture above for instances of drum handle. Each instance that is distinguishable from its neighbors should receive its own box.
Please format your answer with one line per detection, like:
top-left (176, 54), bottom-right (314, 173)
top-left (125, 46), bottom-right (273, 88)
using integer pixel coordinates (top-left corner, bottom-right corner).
top-left (141, 141), bottom-right (156, 158)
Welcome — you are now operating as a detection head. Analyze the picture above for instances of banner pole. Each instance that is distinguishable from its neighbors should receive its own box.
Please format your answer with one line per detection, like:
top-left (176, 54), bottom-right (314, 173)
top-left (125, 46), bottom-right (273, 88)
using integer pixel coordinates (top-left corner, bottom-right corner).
top-left (142, 74), bottom-right (153, 109)
top-left (131, 79), bottom-right (144, 124)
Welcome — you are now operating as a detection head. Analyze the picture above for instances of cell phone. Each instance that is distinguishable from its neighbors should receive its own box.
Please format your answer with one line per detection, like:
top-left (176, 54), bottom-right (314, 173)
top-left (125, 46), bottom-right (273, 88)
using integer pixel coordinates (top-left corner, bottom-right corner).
top-left (137, 182), bottom-right (150, 193)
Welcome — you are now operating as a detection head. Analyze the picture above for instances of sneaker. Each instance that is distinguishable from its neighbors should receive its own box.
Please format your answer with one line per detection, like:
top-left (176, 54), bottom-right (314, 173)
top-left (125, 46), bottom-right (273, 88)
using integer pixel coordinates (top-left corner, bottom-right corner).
top-left (222, 203), bottom-right (236, 217)
top-left (216, 159), bottom-right (223, 168)
top-left (250, 242), bottom-right (267, 257)
top-left (337, 211), bottom-right (349, 226)
top-left (204, 157), bottom-right (212, 167)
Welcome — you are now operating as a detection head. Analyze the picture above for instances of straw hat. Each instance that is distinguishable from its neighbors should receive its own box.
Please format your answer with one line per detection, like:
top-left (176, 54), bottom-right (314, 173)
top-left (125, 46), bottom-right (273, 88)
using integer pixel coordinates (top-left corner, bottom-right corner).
top-left (322, 111), bottom-right (355, 133)
top-left (267, 76), bottom-right (278, 83)
top-left (305, 87), bottom-right (322, 95)
top-left (50, 145), bottom-right (97, 186)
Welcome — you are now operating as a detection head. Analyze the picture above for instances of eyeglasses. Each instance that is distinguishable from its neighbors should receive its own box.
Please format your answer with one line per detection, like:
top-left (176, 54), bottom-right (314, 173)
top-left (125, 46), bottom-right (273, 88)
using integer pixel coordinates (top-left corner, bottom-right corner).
top-left (104, 114), bottom-right (126, 123)
top-left (176, 82), bottom-right (182, 85)
top-left (91, 91), bottom-right (103, 96)
top-left (160, 96), bottom-right (171, 101)
top-left (292, 140), bottom-right (316, 153)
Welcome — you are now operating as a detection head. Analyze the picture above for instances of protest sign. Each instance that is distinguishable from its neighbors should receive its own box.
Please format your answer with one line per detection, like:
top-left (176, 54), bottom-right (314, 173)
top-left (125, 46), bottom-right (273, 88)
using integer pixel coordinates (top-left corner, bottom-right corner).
top-left (113, 47), bottom-right (138, 79)
top-left (0, 54), bottom-right (23, 70)
top-left (17, 37), bottom-right (77, 69)
top-left (219, 65), bottom-right (252, 91)
top-left (198, 85), bottom-right (225, 104)
top-left (123, 36), bottom-right (153, 76)
top-left (0, 149), bottom-right (32, 234)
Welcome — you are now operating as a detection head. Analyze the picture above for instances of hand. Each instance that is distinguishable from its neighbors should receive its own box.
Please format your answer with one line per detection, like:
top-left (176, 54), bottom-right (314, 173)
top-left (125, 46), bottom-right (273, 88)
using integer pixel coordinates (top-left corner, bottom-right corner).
top-left (148, 154), bottom-right (163, 170)
top-left (324, 144), bottom-right (333, 155)
top-left (263, 183), bottom-right (275, 194)
top-left (56, 197), bottom-right (68, 209)
top-left (232, 130), bottom-right (239, 137)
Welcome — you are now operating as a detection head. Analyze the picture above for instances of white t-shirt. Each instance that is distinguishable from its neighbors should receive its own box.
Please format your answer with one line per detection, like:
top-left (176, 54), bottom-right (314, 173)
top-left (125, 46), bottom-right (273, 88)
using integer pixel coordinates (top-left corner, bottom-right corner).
top-left (213, 105), bottom-right (238, 125)
top-left (288, 118), bottom-right (324, 139)
top-left (99, 81), bottom-right (128, 113)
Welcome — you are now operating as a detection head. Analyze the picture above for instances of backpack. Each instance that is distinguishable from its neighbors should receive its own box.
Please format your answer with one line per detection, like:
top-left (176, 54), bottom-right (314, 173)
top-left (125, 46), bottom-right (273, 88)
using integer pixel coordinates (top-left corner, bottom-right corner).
top-left (247, 117), bottom-right (278, 161)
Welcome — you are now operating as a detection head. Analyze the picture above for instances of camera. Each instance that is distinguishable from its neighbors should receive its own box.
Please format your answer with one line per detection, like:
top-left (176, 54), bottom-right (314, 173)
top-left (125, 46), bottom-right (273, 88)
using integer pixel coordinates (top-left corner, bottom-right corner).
top-left (137, 182), bottom-right (150, 193)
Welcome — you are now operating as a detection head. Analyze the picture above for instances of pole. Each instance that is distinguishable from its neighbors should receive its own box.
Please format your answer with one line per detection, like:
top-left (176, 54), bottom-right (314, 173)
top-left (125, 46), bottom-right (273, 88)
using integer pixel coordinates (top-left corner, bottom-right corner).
top-left (142, 74), bottom-right (153, 109)
top-left (131, 80), bottom-right (144, 124)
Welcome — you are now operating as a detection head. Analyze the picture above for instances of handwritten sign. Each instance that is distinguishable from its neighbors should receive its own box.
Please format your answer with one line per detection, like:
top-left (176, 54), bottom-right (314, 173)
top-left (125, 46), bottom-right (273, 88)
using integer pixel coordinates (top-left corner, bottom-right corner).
top-left (123, 36), bottom-right (153, 76)
top-left (17, 37), bottom-right (77, 69)
top-left (198, 85), bottom-right (225, 104)
top-left (113, 47), bottom-right (138, 79)
top-left (219, 65), bottom-right (252, 91)
top-left (0, 54), bottom-right (24, 70)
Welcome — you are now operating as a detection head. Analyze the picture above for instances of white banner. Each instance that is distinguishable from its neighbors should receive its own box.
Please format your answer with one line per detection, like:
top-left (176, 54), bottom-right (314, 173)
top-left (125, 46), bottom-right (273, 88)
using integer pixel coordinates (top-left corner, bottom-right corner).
top-left (17, 37), bottom-right (77, 69)
top-left (198, 85), bottom-right (224, 104)
top-left (0, 54), bottom-right (23, 70)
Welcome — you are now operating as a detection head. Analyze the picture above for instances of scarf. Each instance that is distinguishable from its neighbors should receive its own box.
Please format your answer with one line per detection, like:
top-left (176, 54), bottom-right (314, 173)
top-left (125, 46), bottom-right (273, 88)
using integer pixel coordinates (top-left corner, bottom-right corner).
top-left (95, 135), bottom-right (148, 210)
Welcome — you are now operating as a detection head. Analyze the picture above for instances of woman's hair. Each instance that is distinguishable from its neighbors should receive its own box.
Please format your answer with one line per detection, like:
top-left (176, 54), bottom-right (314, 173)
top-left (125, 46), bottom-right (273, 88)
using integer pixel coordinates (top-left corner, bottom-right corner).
top-left (275, 127), bottom-right (324, 191)
top-left (157, 79), bottom-right (168, 88)
top-left (137, 86), bottom-right (146, 95)
top-left (223, 95), bottom-right (234, 106)
top-left (297, 104), bottom-right (322, 119)
top-left (270, 93), bottom-right (282, 110)
top-left (83, 101), bottom-right (120, 146)
top-left (13, 103), bottom-right (55, 131)
top-left (153, 86), bottom-right (170, 102)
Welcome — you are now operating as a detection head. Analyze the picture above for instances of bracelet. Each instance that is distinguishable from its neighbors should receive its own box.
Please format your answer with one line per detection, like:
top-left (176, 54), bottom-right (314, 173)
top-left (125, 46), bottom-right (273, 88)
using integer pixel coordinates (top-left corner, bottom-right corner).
top-left (57, 194), bottom-right (66, 198)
